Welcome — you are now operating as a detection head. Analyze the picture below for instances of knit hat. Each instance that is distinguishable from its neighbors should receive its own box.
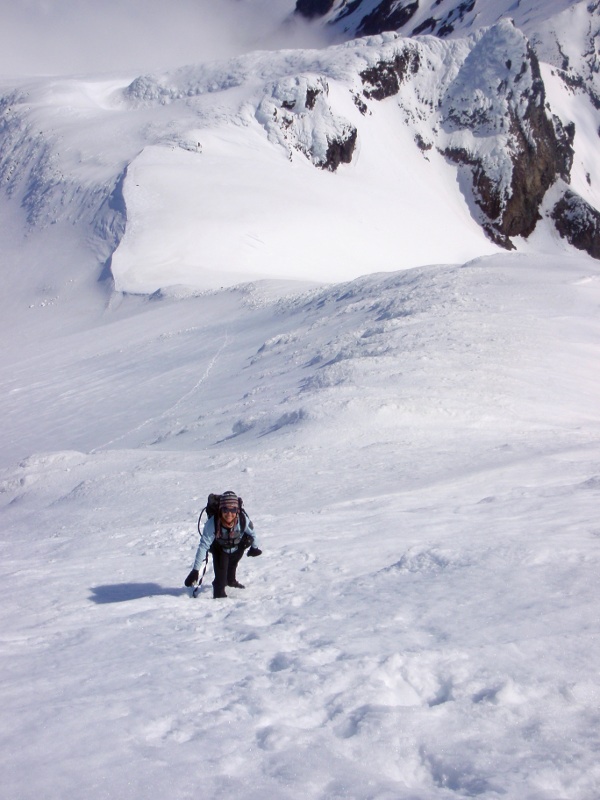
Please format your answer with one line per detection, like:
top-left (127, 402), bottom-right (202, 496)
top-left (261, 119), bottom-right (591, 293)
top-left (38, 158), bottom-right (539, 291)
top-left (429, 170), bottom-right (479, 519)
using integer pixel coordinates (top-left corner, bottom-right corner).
top-left (220, 491), bottom-right (239, 513)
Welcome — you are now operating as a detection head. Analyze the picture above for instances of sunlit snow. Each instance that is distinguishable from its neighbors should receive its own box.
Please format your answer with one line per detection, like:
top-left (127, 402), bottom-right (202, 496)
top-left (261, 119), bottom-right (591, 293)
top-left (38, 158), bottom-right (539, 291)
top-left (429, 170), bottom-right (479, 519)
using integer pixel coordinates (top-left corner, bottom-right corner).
top-left (1, 2), bottom-right (600, 799)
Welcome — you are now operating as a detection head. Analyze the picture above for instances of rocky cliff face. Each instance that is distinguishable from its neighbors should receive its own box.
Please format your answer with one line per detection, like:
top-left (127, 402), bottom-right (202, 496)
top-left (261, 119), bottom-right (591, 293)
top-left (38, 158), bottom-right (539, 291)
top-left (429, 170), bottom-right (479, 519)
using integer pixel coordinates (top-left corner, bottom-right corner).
top-left (340, 21), bottom-right (581, 251)
top-left (292, 0), bottom-right (600, 259)
top-left (438, 25), bottom-right (574, 248)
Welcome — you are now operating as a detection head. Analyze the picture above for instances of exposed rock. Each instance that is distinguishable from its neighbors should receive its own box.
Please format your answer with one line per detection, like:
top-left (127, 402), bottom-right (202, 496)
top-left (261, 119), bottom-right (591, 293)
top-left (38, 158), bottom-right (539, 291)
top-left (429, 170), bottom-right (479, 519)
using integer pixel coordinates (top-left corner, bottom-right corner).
top-left (412, 17), bottom-right (437, 36)
top-left (534, 3), bottom-right (600, 113)
top-left (443, 146), bottom-right (516, 250)
top-left (414, 134), bottom-right (433, 152)
top-left (305, 86), bottom-right (320, 110)
top-left (552, 191), bottom-right (600, 259)
top-left (295, 0), bottom-right (476, 39)
top-left (440, 24), bottom-right (575, 247)
top-left (437, 0), bottom-right (476, 37)
top-left (499, 100), bottom-right (574, 240)
top-left (283, 17), bottom-right (584, 247)
top-left (360, 45), bottom-right (421, 100)
top-left (354, 21), bottom-right (577, 248)
top-left (321, 127), bottom-right (358, 171)
top-left (352, 93), bottom-right (369, 115)
top-left (357, 1), bottom-right (419, 38)
top-left (556, 69), bottom-right (600, 111)
top-left (287, 11), bottom-right (595, 254)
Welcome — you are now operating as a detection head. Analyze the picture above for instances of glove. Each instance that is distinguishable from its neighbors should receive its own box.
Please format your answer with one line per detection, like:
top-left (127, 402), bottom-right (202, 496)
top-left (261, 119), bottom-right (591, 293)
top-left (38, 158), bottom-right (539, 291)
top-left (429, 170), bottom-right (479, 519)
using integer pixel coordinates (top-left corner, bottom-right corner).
top-left (184, 569), bottom-right (199, 587)
top-left (247, 547), bottom-right (262, 557)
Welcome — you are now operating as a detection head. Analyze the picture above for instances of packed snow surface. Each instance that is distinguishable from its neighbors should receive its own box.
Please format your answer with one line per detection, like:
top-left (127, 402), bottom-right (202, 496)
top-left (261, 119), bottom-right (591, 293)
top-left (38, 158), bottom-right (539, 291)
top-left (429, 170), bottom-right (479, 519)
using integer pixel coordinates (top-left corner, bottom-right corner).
top-left (2, 250), bottom-right (600, 800)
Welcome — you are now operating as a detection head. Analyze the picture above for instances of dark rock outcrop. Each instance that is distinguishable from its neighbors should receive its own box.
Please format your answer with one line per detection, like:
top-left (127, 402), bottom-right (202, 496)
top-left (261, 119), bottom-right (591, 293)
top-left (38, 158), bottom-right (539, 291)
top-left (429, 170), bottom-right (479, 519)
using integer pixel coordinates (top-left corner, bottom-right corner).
top-left (360, 46), bottom-right (421, 100)
top-left (322, 127), bottom-right (358, 170)
top-left (354, 21), bottom-right (577, 249)
top-left (443, 146), bottom-right (516, 249)
top-left (441, 28), bottom-right (575, 248)
top-left (444, 108), bottom-right (573, 248)
top-left (552, 191), bottom-right (600, 259)
top-left (295, 0), bottom-right (476, 39)
top-left (357, 1), bottom-right (419, 37)
top-left (497, 51), bottom-right (574, 240)
top-left (437, 0), bottom-right (476, 37)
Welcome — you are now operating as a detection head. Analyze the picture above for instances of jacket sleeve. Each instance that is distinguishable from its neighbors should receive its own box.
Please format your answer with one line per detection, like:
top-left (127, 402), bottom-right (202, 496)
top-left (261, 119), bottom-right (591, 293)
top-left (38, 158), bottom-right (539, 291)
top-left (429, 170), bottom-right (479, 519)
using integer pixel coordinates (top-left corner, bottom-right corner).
top-left (244, 515), bottom-right (260, 550)
top-left (193, 517), bottom-right (216, 569)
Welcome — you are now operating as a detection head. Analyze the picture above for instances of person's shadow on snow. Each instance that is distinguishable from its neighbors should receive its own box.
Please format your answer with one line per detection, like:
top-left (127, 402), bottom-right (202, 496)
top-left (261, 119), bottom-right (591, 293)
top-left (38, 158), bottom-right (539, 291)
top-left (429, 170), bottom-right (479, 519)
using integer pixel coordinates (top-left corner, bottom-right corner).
top-left (89, 583), bottom-right (188, 603)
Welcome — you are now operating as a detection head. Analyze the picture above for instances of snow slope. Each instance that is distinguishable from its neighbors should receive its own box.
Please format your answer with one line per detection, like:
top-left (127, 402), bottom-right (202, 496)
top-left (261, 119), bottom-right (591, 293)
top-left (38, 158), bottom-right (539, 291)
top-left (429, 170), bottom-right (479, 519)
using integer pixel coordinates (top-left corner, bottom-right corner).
top-left (2, 3), bottom-right (600, 798)
top-left (2, 251), bottom-right (600, 799)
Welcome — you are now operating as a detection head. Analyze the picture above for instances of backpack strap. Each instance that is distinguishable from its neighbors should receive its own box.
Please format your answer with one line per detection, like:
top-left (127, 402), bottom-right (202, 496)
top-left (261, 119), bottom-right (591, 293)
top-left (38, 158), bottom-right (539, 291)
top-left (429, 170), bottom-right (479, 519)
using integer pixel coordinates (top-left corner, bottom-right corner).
top-left (197, 505), bottom-right (208, 535)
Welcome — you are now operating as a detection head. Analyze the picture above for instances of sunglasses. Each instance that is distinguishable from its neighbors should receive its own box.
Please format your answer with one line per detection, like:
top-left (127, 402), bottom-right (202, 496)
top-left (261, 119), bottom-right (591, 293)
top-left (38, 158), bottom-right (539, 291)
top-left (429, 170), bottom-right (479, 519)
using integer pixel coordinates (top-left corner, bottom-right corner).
top-left (220, 508), bottom-right (238, 515)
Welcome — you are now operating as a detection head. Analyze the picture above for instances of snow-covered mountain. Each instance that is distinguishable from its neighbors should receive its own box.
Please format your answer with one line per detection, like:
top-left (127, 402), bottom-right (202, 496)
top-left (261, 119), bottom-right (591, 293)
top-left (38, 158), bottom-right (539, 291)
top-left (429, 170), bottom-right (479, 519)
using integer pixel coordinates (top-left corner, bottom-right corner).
top-left (294, 0), bottom-right (600, 253)
top-left (2, 4), bottom-right (600, 799)
top-left (1, 0), bottom-right (600, 299)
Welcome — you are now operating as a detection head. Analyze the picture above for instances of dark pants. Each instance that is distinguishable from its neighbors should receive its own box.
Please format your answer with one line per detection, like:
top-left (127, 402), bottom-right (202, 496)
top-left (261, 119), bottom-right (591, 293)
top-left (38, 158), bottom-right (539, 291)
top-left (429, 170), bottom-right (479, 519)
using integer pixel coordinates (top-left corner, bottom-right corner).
top-left (211, 546), bottom-right (244, 598)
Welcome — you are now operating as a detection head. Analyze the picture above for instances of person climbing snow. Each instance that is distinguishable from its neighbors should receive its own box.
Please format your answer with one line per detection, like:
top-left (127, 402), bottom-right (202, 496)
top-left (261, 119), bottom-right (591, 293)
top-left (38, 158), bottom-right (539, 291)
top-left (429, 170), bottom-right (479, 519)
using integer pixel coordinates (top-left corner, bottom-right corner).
top-left (184, 491), bottom-right (262, 598)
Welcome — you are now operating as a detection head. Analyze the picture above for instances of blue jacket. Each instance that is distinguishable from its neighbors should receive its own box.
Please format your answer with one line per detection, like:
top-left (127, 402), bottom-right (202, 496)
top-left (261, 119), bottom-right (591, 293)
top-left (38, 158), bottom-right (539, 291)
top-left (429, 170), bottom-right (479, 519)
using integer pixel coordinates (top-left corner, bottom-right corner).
top-left (193, 514), bottom-right (259, 569)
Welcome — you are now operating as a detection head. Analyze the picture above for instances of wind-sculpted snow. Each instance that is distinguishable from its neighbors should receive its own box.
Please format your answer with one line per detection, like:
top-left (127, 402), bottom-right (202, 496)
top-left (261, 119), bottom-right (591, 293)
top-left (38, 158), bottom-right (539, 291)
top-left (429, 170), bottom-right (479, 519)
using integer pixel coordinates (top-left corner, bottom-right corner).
top-left (442, 23), bottom-right (535, 135)
top-left (255, 74), bottom-right (357, 169)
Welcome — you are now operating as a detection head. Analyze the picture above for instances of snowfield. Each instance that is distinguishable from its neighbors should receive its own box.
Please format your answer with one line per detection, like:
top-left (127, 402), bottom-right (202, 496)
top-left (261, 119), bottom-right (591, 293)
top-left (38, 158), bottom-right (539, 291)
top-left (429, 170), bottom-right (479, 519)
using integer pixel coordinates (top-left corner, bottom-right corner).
top-left (2, 250), bottom-right (600, 800)
top-left (2, 1), bottom-right (600, 797)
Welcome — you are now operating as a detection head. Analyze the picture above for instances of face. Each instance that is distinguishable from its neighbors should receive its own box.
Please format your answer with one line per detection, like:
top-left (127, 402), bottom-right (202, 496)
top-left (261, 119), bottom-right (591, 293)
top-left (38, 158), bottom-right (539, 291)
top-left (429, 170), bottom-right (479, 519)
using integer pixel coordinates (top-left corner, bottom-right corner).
top-left (221, 509), bottom-right (237, 524)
